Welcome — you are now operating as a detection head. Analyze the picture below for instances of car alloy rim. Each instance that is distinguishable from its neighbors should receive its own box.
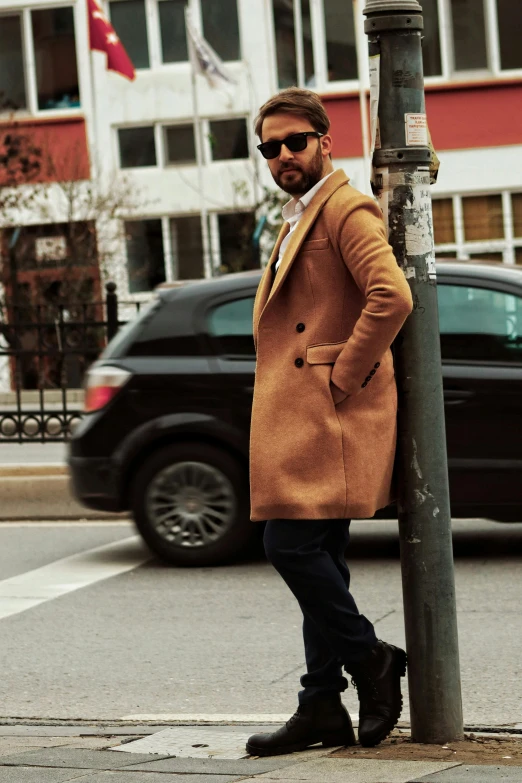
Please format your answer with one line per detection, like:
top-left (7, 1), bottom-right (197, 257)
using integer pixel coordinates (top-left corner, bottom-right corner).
top-left (146, 461), bottom-right (236, 548)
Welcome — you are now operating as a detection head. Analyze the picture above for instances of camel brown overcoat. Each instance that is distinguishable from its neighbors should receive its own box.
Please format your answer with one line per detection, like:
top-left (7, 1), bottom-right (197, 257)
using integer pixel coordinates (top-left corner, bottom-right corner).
top-left (249, 170), bottom-right (413, 522)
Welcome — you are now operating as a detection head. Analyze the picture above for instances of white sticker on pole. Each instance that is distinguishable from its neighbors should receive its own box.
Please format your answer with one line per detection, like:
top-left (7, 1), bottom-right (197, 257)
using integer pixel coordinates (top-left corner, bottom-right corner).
top-left (405, 113), bottom-right (428, 146)
top-left (369, 55), bottom-right (381, 152)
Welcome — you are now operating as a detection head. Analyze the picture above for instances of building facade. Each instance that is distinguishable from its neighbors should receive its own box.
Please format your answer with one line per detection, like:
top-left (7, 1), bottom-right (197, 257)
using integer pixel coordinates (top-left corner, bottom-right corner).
top-left (0, 0), bottom-right (522, 307)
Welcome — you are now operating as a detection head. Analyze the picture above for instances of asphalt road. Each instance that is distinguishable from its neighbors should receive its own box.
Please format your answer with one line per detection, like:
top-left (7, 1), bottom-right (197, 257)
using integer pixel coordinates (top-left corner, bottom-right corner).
top-left (0, 518), bottom-right (521, 730)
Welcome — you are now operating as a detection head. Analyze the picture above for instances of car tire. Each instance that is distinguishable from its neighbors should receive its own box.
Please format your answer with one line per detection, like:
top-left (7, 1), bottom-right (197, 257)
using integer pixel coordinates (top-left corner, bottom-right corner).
top-left (130, 442), bottom-right (254, 567)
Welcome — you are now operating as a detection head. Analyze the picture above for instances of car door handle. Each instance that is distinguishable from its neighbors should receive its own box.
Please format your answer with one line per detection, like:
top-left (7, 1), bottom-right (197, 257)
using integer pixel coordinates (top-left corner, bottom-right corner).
top-left (444, 389), bottom-right (475, 405)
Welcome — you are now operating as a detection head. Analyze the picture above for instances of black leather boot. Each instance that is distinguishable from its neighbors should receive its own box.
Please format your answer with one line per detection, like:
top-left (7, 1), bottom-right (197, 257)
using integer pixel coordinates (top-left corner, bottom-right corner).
top-left (246, 695), bottom-right (356, 757)
top-left (349, 640), bottom-right (407, 747)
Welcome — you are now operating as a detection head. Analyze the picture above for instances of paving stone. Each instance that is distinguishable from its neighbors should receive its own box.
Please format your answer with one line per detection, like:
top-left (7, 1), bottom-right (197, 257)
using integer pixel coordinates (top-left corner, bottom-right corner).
top-left (0, 738), bottom-right (74, 757)
top-left (111, 727), bottom-right (252, 759)
top-left (126, 755), bottom-right (296, 774)
top-left (412, 764), bottom-right (522, 782)
top-left (0, 768), bottom-right (88, 782)
top-left (254, 757), bottom-right (460, 783)
top-left (65, 773), bottom-right (243, 783)
top-left (0, 747), bottom-right (169, 769)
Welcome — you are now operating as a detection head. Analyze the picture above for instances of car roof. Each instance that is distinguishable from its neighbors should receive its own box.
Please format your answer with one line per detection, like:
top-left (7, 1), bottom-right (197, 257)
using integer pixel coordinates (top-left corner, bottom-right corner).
top-left (436, 260), bottom-right (522, 284)
top-left (157, 260), bottom-right (522, 303)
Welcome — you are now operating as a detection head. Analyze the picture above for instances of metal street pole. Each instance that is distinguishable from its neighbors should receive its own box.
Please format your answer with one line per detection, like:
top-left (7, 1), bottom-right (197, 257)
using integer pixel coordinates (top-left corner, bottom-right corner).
top-left (362, 0), bottom-right (464, 743)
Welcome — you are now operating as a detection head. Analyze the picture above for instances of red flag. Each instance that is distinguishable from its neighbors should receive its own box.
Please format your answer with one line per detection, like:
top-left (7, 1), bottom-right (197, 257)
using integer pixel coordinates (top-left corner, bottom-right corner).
top-left (88, 0), bottom-right (136, 81)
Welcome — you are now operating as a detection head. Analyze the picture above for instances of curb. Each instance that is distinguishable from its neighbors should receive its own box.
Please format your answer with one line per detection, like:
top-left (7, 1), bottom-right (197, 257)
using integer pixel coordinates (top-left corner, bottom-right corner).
top-left (0, 463), bottom-right (126, 521)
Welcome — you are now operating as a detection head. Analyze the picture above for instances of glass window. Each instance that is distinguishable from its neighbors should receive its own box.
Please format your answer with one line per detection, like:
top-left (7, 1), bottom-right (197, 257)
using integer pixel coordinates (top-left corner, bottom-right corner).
top-left (118, 127), bottom-right (156, 168)
top-left (301, 0), bottom-right (315, 86)
top-left (109, 0), bottom-right (149, 69)
top-left (217, 212), bottom-right (257, 274)
top-left (171, 216), bottom-right (204, 279)
top-left (159, 0), bottom-right (188, 63)
top-left (200, 0), bottom-right (240, 61)
top-left (323, 0), bottom-right (357, 82)
top-left (209, 119), bottom-right (249, 161)
top-left (432, 199), bottom-right (455, 244)
top-left (438, 284), bottom-right (522, 363)
top-left (496, 0), bottom-right (522, 70)
top-left (272, 0), bottom-right (297, 88)
top-left (450, 0), bottom-right (488, 71)
top-left (125, 220), bottom-right (166, 293)
top-left (468, 252), bottom-right (504, 262)
top-left (420, 0), bottom-right (442, 76)
top-left (462, 195), bottom-right (504, 241)
top-left (516, 248), bottom-right (522, 266)
top-left (512, 193), bottom-right (522, 238)
top-left (165, 124), bottom-right (196, 165)
top-left (208, 296), bottom-right (255, 356)
top-left (0, 15), bottom-right (26, 111)
top-left (31, 8), bottom-right (80, 110)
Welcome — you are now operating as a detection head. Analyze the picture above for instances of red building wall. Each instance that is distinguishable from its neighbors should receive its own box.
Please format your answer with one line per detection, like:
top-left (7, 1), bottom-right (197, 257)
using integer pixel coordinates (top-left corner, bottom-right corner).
top-left (0, 116), bottom-right (90, 186)
top-left (323, 81), bottom-right (522, 158)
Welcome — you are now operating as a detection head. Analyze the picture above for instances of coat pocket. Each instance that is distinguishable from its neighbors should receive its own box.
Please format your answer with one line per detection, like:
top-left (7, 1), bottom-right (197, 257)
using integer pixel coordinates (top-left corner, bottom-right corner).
top-left (301, 237), bottom-right (329, 251)
top-left (306, 340), bottom-right (348, 365)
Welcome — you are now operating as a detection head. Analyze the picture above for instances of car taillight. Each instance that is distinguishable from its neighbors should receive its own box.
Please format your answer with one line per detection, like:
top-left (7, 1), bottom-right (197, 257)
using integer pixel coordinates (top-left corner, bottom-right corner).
top-left (84, 366), bottom-right (131, 413)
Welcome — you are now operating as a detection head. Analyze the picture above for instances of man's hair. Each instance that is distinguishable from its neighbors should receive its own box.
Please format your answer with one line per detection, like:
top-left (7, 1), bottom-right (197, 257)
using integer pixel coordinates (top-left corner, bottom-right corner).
top-left (254, 87), bottom-right (330, 140)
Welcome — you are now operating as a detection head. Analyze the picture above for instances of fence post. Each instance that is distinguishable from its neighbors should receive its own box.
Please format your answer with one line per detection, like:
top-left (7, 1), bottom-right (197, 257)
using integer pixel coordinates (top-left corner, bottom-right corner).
top-left (105, 282), bottom-right (119, 342)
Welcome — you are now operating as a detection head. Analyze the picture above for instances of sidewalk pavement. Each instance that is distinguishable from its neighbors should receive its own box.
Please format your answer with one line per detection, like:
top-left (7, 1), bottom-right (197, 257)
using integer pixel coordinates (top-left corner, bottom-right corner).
top-left (0, 723), bottom-right (520, 783)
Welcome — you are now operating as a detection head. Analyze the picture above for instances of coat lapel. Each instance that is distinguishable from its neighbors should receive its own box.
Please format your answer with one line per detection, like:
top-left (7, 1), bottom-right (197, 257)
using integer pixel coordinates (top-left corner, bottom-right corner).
top-left (265, 170), bottom-right (349, 309)
top-left (253, 222), bottom-right (289, 345)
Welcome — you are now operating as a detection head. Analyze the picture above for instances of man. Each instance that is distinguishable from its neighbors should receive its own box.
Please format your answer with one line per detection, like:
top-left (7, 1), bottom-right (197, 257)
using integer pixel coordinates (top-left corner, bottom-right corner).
top-left (246, 88), bottom-right (413, 756)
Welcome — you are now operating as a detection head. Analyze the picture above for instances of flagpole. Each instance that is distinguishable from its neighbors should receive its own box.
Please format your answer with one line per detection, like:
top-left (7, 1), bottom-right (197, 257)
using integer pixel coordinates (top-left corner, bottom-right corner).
top-left (185, 8), bottom-right (212, 280)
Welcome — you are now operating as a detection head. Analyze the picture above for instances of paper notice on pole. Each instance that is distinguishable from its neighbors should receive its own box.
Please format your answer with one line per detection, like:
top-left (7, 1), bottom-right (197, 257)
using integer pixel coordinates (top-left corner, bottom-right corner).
top-left (369, 55), bottom-right (381, 152)
top-left (405, 113), bottom-right (428, 146)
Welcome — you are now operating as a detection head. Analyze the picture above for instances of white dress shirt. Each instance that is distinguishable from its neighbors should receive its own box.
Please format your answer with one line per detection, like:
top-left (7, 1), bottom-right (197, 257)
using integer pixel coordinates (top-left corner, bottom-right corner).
top-left (275, 171), bottom-right (334, 272)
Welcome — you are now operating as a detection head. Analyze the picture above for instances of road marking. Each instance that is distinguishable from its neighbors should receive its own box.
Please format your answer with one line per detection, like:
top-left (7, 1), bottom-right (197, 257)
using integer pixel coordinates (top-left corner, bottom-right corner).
top-left (0, 536), bottom-right (149, 621)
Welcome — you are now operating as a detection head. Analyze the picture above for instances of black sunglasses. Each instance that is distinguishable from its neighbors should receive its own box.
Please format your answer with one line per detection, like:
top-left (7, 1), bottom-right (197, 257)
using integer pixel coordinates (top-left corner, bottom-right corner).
top-left (257, 131), bottom-right (324, 160)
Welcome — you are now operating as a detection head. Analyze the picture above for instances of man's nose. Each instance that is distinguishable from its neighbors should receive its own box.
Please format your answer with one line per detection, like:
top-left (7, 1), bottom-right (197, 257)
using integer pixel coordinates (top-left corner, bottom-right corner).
top-left (278, 143), bottom-right (294, 162)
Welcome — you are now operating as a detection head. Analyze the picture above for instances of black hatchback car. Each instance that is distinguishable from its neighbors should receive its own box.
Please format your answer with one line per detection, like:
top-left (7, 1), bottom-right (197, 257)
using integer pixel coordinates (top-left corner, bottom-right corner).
top-left (69, 261), bottom-right (522, 566)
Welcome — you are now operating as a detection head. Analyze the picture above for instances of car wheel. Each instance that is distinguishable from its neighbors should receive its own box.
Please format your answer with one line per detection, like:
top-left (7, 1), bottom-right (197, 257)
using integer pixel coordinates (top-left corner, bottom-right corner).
top-left (131, 442), bottom-right (253, 566)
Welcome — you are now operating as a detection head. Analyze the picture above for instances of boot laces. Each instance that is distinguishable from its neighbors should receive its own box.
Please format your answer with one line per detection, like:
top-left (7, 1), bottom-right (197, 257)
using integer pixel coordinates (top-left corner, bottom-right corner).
top-left (351, 674), bottom-right (379, 705)
top-left (285, 705), bottom-right (304, 729)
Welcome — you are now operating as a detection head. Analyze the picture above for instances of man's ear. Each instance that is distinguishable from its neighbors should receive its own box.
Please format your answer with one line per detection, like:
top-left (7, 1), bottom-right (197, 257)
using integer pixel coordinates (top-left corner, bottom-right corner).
top-left (321, 134), bottom-right (333, 157)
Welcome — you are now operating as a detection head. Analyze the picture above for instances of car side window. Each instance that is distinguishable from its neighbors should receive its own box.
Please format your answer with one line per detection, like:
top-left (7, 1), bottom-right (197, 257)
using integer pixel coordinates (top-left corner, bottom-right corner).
top-left (438, 283), bottom-right (522, 363)
top-left (208, 296), bottom-right (255, 357)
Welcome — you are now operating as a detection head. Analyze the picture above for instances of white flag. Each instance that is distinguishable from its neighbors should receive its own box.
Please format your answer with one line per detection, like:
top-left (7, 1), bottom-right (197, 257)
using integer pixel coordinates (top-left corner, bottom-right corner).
top-left (185, 9), bottom-right (236, 94)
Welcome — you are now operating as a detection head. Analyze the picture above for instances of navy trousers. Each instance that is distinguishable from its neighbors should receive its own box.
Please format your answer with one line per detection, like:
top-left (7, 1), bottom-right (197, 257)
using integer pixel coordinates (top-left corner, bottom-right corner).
top-left (263, 519), bottom-right (378, 705)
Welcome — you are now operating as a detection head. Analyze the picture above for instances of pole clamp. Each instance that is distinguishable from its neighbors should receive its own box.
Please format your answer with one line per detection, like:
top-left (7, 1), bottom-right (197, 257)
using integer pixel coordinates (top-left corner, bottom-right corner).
top-left (373, 147), bottom-right (431, 166)
top-left (364, 14), bottom-right (423, 33)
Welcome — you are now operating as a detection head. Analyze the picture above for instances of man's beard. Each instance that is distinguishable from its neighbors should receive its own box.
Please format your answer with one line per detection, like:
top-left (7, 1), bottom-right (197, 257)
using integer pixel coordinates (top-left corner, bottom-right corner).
top-left (274, 145), bottom-right (324, 196)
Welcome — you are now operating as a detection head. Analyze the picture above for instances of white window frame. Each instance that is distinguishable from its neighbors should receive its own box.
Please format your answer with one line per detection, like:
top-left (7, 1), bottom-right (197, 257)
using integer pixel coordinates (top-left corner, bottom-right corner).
top-left (423, 0), bottom-right (522, 86)
top-left (433, 191), bottom-right (522, 265)
top-left (162, 122), bottom-right (198, 167)
top-left (0, 3), bottom-right (83, 119)
top-left (205, 115), bottom-right (251, 164)
top-left (115, 115), bottom-right (251, 170)
top-left (269, 0), bottom-right (361, 94)
top-left (107, 0), bottom-right (242, 71)
top-left (123, 207), bottom-right (257, 294)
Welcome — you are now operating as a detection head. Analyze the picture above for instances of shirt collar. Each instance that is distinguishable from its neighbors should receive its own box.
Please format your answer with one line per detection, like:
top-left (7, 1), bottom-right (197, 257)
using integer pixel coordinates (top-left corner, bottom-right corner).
top-left (281, 171), bottom-right (335, 224)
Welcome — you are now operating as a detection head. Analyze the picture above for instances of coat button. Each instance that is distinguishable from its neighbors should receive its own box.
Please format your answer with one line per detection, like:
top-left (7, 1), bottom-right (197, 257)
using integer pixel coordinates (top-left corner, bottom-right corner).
top-left (295, 358), bottom-right (304, 368)
top-left (296, 323), bottom-right (305, 332)
top-left (374, 362), bottom-right (380, 369)
top-left (362, 381), bottom-right (367, 388)
top-left (370, 369), bottom-right (376, 376)
top-left (365, 375), bottom-right (372, 382)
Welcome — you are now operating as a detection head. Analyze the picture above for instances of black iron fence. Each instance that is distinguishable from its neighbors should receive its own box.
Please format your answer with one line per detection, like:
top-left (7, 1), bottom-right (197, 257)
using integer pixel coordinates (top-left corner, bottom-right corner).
top-left (0, 282), bottom-right (141, 443)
